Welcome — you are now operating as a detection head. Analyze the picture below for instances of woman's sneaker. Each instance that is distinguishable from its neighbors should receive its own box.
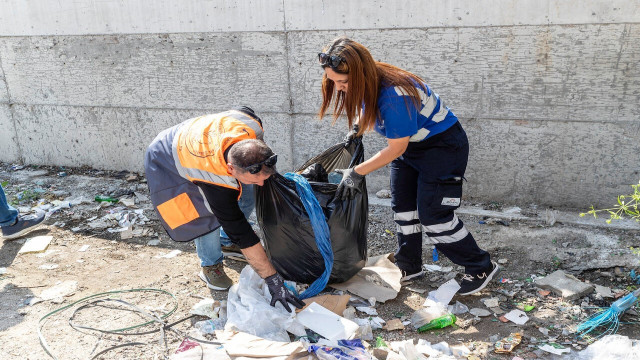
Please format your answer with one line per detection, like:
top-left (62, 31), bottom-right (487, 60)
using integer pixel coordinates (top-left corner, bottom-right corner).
top-left (1, 212), bottom-right (45, 240)
top-left (458, 261), bottom-right (500, 295)
top-left (199, 263), bottom-right (234, 290)
top-left (400, 269), bottom-right (425, 283)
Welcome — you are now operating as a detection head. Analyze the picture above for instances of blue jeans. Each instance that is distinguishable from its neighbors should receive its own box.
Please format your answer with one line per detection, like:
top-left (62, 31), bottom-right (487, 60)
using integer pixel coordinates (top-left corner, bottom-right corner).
top-left (194, 183), bottom-right (255, 267)
top-left (0, 184), bottom-right (19, 227)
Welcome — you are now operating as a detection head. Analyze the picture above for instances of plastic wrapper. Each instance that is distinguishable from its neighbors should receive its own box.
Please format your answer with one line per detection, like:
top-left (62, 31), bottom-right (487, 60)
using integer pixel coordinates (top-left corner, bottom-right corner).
top-left (308, 339), bottom-right (374, 360)
top-left (494, 333), bottom-right (522, 354)
top-left (257, 138), bottom-right (368, 284)
top-left (225, 266), bottom-right (303, 342)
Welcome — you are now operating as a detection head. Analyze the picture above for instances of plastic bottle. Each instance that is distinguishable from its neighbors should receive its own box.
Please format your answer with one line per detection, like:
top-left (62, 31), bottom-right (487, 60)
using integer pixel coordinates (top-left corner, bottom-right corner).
top-left (417, 314), bottom-right (457, 332)
top-left (94, 195), bottom-right (119, 203)
top-left (327, 171), bottom-right (343, 184)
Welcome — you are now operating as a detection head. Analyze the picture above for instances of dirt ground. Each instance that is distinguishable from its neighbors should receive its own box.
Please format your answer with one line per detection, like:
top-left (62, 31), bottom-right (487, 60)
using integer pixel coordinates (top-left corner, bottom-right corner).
top-left (1, 164), bottom-right (640, 359)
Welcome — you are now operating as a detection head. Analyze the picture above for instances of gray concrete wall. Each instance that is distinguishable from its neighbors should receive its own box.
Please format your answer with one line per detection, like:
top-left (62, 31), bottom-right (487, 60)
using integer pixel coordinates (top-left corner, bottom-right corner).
top-left (0, 0), bottom-right (638, 208)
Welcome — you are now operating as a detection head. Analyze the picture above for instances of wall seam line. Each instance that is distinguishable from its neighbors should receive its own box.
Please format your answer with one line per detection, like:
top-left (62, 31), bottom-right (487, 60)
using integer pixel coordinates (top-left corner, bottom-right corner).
top-left (0, 48), bottom-right (23, 163)
top-left (282, 0), bottom-right (295, 169)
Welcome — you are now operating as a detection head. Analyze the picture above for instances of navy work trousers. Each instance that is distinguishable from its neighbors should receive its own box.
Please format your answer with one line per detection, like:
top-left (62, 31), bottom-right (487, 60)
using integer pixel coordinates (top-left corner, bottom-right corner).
top-left (391, 122), bottom-right (491, 275)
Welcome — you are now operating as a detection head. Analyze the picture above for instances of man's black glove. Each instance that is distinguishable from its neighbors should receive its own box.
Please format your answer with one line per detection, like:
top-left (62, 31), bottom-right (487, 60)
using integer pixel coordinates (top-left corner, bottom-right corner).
top-left (335, 168), bottom-right (365, 200)
top-left (343, 124), bottom-right (360, 147)
top-left (264, 273), bottom-right (305, 313)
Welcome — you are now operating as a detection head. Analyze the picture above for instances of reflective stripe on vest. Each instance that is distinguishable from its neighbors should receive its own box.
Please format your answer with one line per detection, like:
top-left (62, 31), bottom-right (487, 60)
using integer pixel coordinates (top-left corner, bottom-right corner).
top-left (172, 111), bottom-right (264, 190)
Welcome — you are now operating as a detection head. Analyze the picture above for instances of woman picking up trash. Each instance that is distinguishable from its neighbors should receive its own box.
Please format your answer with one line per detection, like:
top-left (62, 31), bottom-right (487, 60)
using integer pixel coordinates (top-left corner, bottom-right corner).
top-left (317, 36), bottom-right (498, 295)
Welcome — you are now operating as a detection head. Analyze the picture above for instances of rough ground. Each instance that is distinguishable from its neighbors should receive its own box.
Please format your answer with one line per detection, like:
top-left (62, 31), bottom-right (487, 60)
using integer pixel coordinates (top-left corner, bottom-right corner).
top-left (1, 164), bottom-right (639, 359)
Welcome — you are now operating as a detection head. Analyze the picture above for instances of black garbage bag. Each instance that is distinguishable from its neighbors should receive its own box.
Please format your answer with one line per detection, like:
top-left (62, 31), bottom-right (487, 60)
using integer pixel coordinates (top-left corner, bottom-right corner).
top-left (256, 137), bottom-right (368, 284)
top-left (299, 163), bottom-right (329, 183)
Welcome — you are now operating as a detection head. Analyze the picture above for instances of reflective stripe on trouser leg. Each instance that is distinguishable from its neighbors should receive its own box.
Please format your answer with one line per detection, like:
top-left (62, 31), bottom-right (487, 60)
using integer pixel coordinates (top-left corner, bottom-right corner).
top-left (390, 158), bottom-right (423, 275)
top-left (423, 215), bottom-right (491, 275)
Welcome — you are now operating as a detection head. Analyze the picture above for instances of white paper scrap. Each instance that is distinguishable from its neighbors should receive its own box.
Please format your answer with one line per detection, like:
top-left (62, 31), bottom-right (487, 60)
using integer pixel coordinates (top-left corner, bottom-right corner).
top-left (78, 245), bottom-right (90, 252)
top-left (157, 250), bottom-right (181, 258)
top-left (296, 302), bottom-right (359, 341)
top-left (425, 279), bottom-right (461, 306)
top-left (356, 306), bottom-right (378, 316)
top-left (504, 309), bottom-right (529, 325)
top-left (423, 264), bottom-right (442, 272)
top-left (539, 344), bottom-right (570, 355)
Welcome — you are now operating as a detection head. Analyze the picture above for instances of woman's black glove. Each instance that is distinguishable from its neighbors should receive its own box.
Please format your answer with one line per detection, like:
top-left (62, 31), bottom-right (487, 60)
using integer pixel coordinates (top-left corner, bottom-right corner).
top-left (335, 168), bottom-right (365, 200)
top-left (343, 124), bottom-right (360, 147)
top-left (264, 273), bottom-right (305, 313)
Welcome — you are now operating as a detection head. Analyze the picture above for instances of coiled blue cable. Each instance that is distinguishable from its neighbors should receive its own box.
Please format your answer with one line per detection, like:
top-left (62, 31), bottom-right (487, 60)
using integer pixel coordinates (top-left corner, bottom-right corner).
top-left (284, 172), bottom-right (333, 299)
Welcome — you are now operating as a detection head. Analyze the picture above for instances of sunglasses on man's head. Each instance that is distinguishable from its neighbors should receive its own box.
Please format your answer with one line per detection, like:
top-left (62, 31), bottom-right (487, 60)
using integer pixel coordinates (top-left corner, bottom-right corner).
top-left (318, 53), bottom-right (344, 68)
top-left (242, 154), bottom-right (278, 174)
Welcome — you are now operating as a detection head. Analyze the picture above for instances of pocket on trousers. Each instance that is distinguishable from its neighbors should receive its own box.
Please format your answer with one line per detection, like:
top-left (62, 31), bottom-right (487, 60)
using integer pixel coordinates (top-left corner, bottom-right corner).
top-left (431, 176), bottom-right (464, 210)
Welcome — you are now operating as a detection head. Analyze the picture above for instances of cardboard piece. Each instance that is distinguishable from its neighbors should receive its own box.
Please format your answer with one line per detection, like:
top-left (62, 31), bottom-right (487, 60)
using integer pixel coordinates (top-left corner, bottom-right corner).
top-left (383, 319), bottom-right (405, 331)
top-left (331, 253), bottom-right (402, 303)
top-left (296, 302), bottom-right (359, 341)
top-left (297, 294), bottom-right (350, 316)
top-left (216, 330), bottom-right (307, 358)
top-left (18, 236), bottom-right (53, 254)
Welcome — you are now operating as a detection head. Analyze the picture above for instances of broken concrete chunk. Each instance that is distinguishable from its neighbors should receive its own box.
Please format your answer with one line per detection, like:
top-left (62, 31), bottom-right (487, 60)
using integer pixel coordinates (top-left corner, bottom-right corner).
top-left (535, 270), bottom-right (594, 300)
top-left (594, 284), bottom-right (613, 298)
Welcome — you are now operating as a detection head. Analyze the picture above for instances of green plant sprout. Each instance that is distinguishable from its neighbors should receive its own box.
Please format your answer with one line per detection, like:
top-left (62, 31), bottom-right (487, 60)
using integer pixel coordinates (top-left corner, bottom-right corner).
top-left (580, 181), bottom-right (640, 224)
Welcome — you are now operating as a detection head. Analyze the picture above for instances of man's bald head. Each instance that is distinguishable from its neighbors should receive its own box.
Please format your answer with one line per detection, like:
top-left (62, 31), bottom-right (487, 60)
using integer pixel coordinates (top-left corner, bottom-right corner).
top-left (228, 139), bottom-right (276, 175)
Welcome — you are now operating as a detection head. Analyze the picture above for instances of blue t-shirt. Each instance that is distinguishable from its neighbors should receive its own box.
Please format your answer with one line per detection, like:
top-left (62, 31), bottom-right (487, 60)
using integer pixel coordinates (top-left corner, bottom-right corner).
top-left (373, 81), bottom-right (458, 142)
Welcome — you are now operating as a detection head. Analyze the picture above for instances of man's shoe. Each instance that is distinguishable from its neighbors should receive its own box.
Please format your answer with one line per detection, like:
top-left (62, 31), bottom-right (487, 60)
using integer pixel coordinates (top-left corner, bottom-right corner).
top-left (1, 212), bottom-right (45, 240)
top-left (199, 263), bottom-right (234, 290)
top-left (458, 261), bottom-right (500, 295)
top-left (400, 269), bottom-right (425, 283)
top-left (221, 243), bottom-right (245, 259)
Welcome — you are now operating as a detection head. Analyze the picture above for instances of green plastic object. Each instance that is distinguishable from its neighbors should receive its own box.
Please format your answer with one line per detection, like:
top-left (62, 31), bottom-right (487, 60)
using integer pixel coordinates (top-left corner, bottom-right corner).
top-left (95, 195), bottom-right (118, 203)
top-left (417, 314), bottom-right (457, 332)
top-left (375, 336), bottom-right (388, 348)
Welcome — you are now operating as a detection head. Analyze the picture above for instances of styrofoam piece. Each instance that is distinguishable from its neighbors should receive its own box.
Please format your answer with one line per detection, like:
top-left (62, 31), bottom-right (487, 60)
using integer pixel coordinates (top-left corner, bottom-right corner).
top-left (296, 302), bottom-right (359, 341)
top-left (18, 236), bottom-right (53, 254)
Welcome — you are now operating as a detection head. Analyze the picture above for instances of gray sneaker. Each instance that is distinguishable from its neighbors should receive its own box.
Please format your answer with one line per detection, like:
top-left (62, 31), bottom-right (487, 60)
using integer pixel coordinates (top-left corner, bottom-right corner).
top-left (199, 263), bottom-right (234, 290)
top-left (1, 212), bottom-right (45, 240)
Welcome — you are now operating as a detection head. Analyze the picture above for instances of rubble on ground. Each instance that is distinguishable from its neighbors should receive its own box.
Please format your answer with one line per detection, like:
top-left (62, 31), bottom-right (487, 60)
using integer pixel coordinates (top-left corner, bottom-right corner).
top-left (1, 163), bottom-right (640, 359)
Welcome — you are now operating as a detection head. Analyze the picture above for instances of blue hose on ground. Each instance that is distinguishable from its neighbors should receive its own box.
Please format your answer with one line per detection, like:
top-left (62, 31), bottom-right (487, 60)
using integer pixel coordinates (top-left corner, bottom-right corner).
top-left (284, 172), bottom-right (333, 299)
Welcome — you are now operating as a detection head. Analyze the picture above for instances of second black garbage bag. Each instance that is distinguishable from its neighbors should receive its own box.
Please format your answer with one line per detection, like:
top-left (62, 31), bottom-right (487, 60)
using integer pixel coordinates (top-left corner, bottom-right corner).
top-left (256, 137), bottom-right (368, 284)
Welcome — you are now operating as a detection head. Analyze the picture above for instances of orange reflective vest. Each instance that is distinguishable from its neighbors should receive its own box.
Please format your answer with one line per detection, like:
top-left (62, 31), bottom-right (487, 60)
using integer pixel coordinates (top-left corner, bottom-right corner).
top-left (144, 110), bottom-right (264, 241)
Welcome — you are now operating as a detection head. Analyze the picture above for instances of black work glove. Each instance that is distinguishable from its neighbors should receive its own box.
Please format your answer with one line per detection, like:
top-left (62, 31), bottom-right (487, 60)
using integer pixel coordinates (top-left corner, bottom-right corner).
top-left (335, 168), bottom-right (365, 200)
top-left (264, 273), bottom-right (305, 313)
top-left (343, 124), bottom-right (360, 147)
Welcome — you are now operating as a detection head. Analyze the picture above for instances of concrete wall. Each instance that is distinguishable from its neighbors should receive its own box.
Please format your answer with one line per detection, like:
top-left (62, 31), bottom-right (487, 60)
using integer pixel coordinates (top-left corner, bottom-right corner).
top-left (1, 0), bottom-right (638, 207)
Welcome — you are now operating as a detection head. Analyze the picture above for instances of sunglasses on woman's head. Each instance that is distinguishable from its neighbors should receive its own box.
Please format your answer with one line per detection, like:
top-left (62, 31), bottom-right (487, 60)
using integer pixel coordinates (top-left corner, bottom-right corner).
top-left (242, 154), bottom-right (278, 174)
top-left (318, 53), bottom-right (344, 68)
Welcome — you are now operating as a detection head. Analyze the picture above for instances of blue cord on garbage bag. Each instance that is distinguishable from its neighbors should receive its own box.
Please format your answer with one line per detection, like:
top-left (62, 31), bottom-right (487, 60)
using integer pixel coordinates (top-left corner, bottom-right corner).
top-left (284, 172), bottom-right (333, 299)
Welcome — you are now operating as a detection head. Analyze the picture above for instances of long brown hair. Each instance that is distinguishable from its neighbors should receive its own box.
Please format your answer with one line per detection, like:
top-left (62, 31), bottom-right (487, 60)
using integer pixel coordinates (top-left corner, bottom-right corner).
top-left (318, 37), bottom-right (427, 136)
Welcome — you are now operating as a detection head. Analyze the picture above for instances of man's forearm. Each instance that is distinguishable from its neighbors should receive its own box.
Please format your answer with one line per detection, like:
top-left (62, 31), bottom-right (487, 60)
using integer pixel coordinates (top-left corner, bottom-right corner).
top-left (241, 243), bottom-right (277, 278)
